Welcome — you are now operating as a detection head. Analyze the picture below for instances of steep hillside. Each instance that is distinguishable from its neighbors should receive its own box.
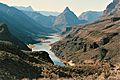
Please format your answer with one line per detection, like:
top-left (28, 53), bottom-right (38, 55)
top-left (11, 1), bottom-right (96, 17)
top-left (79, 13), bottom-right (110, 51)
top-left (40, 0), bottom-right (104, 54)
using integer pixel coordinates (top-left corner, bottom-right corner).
top-left (22, 11), bottom-right (56, 29)
top-left (51, 0), bottom-right (120, 65)
top-left (0, 23), bottom-right (30, 51)
top-left (15, 6), bottom-right (56, 32)
top-left (0, 3), bottom-right (53, 44)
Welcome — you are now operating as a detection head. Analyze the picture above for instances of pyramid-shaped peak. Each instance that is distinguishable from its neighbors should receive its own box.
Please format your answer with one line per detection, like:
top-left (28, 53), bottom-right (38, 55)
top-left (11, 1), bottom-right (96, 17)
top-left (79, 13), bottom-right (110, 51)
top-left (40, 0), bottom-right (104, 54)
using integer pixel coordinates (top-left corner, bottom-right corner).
top-left (64, 7), bottom-right (71, 12)
top-left (26, 6), bottom-right (34, 11)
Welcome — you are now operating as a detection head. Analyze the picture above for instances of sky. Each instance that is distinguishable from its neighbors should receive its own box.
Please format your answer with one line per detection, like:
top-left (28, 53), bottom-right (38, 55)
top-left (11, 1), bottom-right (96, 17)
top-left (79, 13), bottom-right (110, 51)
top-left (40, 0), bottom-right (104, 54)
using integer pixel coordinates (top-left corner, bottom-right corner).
top-left (0, 0), bottom-right (113, 16)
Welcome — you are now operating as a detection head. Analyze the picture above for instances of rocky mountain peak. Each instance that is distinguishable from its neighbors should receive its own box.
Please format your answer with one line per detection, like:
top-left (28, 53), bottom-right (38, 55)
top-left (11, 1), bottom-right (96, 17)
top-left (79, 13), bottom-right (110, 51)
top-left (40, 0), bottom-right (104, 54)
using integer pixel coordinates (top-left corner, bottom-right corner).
top-left (53, 7), bottom-right (80, 31)
top-left (27, 6), bottom-right (33, 11)
top-left (64, 7), bottom-right (71, 12)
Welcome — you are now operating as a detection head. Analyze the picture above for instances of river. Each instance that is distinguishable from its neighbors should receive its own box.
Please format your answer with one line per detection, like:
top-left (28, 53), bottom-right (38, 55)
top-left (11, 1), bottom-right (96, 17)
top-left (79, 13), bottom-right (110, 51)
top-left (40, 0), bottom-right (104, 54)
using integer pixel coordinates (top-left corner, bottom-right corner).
top-left (32, 34), bottom-right (65, 66)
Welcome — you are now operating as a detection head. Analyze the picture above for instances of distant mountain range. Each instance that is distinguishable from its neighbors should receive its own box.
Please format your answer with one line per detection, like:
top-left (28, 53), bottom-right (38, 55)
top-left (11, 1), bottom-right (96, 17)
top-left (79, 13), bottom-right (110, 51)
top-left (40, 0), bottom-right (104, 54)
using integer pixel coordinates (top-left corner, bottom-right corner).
top-left (15, 6), bottom-right (60, 16)
top-left (79, 11), bottom-right (103, 22)
top-left (15, 6), bottom-right (34, 12)
top-left (38, 11), bottom-right (60, 16)
top-left (0, 3), bottom-right (54, 44)
top-left (15, 6), bottom-right (103, 32)
top-left (0, 3), bottom-right (103, 43)
top-left (22, 11), bottom-right (56, 28)
top-left (15, 6), bottom-right (57, 31)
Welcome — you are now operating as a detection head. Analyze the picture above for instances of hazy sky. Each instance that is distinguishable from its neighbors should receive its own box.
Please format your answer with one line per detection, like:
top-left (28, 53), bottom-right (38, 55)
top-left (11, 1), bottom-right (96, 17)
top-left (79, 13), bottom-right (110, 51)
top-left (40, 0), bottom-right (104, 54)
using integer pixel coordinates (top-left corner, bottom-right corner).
top-left (0, 0), bottom-right (113, 16)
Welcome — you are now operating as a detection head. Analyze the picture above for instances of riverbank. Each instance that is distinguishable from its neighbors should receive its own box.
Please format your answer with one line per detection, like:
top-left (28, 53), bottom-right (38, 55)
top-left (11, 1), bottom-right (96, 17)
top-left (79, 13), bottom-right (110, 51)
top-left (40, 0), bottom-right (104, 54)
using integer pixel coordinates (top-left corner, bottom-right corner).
top-left (32, 34), bottom-right (64, 66)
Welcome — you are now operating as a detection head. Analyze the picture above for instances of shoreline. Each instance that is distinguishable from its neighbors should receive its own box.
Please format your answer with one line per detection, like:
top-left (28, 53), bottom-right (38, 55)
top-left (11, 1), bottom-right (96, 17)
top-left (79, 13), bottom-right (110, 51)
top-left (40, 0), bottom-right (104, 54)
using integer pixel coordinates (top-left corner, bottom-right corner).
top-left (27, 44), bottom-right (35, 49)
top-left (31, 34), bottom-right (65, 66)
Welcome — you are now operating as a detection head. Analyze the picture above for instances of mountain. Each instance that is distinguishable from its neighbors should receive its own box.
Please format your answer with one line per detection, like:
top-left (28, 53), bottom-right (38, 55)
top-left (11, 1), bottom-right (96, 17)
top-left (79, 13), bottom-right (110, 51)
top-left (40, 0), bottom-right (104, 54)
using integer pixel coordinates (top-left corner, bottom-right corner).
top-left (0, 3), bottom-right (53, 44)
top-left (15, 6), bottom-right (34, 11)
top-left (53, 7), bottom-right (85, 31)
top-left (15, 6), bottom-right (60, 16)
top-left (15, 6), bottom-right (56, 31)
top-left (79, 11), bottom-right (103, 22)
top-left (51, 0), bottom-right (120, 75)
top-left (39, 11), bottom-right (60, 16)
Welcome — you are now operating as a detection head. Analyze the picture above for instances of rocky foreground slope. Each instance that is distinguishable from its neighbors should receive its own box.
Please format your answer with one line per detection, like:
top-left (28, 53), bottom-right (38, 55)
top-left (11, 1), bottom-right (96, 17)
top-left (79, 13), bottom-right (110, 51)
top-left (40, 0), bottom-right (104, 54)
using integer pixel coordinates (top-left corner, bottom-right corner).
top-left (1, 23), bottom-right (120, 80)
top-left (1, 0), bottom-right (120, 79)
top-left (0, 23), bottom-right (104, 80)
top-left (52, 17), bottom-right (120, 64)
top-left (0, 23), bottom-right (54, 80)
